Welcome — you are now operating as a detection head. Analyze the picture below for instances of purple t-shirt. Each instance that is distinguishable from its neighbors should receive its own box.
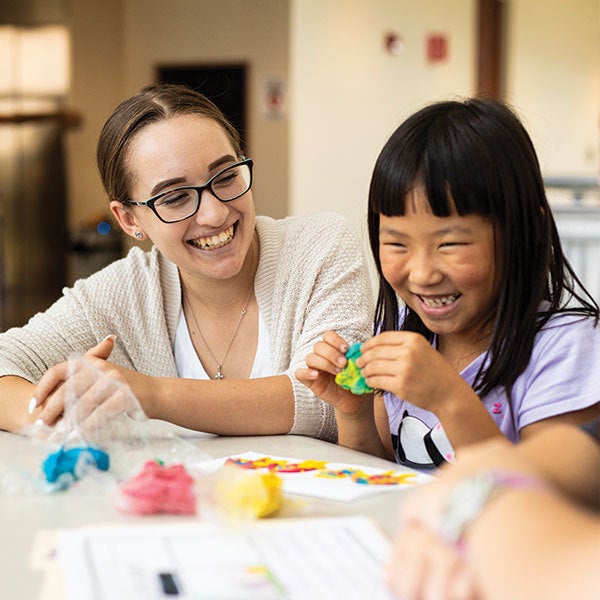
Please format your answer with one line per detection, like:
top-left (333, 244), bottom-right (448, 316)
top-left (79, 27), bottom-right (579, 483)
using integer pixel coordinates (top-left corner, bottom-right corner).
top-left (384, 312), bottom-right (600, 470)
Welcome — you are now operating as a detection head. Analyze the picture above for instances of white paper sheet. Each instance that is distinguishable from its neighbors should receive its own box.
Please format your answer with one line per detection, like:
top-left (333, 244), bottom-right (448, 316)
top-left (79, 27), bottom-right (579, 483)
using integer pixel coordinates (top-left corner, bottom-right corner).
top-left (198, 450), bottom-right (433, 501)
top-left (57, 516), bottom-right (396, 599)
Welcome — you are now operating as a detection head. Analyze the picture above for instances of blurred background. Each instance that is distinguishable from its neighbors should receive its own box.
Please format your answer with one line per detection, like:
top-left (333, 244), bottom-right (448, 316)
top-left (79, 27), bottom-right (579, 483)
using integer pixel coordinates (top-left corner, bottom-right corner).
top-left (0, 0), bottom-right (598, 329)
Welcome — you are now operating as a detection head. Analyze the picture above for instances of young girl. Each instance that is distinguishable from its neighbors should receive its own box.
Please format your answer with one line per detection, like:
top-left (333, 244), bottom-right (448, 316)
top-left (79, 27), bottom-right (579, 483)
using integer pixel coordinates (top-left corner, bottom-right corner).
top-left (297, 98), bottom-right (599, 469)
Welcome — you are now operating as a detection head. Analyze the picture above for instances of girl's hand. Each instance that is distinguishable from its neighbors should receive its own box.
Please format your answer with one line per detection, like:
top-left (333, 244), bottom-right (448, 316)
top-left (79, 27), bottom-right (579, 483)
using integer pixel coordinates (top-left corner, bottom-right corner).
top-left (399, 437), bottom-right (527, 528)
top-left (357, 331), bottom-right (471, 414)
top-left (387, 438), bottom-right (530, 600)
top-left (296, 330), bottom-right (371, 416)
top-left (387, 520), bottom-right (477, 600)
top-left (390, 490), bottom-right (471, 600)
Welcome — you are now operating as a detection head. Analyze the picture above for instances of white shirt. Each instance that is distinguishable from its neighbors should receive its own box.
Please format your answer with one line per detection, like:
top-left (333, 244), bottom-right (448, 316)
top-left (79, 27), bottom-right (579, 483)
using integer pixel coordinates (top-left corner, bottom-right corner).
top-left (174, 307), bottom-right (274, 380)
top-left (163, 308), bottom-right (274, 438)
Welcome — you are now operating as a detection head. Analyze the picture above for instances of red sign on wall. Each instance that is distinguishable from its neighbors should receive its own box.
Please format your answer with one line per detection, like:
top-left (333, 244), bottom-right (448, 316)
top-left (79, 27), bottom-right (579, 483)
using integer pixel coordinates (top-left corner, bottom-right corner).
top-left (426, 34), bottom-right (449, 63)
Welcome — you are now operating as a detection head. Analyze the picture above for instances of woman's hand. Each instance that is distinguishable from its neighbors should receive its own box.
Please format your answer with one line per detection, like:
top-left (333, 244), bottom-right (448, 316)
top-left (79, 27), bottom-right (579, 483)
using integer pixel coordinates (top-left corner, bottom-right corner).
top-left (296, 330), bottom-right (372, 417)
top-left (29, 336), bottom-right (146, 429)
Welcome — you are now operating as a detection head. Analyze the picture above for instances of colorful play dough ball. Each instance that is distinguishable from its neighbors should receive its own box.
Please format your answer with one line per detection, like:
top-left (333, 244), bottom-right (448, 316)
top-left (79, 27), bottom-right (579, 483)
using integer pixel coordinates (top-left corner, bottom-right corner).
top-left (115, 460), bottom-right (196, 515)
top-left (335, 342), bottom-right (373, 394)
top-left (43, 445), bottom-right (110, 485)
top-left (215, 465), bottom-right (283, 519)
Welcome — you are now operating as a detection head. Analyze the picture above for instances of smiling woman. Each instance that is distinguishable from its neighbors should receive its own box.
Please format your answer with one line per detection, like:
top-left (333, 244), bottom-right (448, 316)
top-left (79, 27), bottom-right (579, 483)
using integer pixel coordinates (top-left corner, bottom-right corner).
top-left (0, 83), bottom-right (374, 438)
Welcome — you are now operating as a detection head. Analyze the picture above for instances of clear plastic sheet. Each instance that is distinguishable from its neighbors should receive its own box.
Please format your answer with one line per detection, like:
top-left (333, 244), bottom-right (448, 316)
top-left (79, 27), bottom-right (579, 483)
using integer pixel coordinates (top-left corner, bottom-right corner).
top-left (1, 356), bottom-right (212, 500)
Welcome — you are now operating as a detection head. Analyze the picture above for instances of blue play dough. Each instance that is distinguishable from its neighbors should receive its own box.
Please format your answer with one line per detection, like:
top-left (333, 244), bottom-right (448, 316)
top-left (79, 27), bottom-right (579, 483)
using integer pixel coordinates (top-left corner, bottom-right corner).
top-left (43, 446), bottom-right (110, 484)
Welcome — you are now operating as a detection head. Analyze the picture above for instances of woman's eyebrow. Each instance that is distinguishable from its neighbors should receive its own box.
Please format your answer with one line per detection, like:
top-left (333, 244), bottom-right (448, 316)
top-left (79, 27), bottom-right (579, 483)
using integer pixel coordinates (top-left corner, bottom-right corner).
top-left (149, 154), bottom-right (237, 196)
top-left (207, 154), bottom-right (236, 171)
top-left (150, 177), bottom-right (187, 197)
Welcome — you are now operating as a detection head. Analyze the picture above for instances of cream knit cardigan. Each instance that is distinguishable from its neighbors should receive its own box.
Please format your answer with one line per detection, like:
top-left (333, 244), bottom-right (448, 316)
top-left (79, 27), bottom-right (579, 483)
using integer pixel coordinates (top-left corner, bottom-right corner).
top-left (0, 213), bottom-right (374, 441)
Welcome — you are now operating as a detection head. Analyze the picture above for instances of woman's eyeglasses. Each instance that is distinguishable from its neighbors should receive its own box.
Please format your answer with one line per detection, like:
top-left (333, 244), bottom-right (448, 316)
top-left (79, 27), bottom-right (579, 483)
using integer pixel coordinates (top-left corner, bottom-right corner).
top-left (123, 158), bottom-right (253, 223)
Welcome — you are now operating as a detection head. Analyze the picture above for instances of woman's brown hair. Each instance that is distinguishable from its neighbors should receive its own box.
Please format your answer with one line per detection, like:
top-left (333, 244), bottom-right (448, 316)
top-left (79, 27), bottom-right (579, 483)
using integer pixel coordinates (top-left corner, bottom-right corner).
top-left (97, 83), bottom-right (243, 204)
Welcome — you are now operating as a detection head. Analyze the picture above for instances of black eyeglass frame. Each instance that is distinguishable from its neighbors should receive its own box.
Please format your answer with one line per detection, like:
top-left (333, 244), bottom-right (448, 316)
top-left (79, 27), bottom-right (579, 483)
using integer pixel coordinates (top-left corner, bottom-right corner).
top-left (122, 157), bottom-right (254, 223)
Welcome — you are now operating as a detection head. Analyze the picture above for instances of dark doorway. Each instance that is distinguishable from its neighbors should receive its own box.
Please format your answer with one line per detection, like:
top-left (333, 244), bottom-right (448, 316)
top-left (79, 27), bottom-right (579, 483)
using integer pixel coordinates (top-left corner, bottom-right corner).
top-left (0, 117), bottom-right (69, 329)
top-left (157, 64), bottom-right (248, 150)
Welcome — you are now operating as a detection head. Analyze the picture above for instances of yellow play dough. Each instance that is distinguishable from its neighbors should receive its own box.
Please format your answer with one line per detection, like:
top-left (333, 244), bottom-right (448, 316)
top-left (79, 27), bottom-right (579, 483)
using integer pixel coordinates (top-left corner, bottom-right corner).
top-left (215, 465), bottom-right (283, 519)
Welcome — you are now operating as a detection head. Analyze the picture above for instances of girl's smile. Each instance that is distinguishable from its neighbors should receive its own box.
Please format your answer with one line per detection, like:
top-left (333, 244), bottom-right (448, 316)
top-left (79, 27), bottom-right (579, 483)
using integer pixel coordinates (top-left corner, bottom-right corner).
top-left (379, 193), bottom-right (501, 348)
top-left (416, 293), bottom-right (462, 315)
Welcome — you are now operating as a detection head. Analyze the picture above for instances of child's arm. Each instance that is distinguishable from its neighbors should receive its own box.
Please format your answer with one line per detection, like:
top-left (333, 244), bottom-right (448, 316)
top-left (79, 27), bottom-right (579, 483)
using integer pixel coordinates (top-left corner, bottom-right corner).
top-left (520, 403), bottom-right (600, 442)
top-left (358, 331), bottom-right (504, 449)
top-left (390, 477), bottom-right (600, 600)
top-left (334, 392), bottom-right (392, 459)
top-left (513, 421), bottom-right (599, 508)
top-left (296, 331), bottom-right (394, 460)
top-left (387, 424), bottom-right (600, 600)
top-left (374, 393), bottom-right (395, 457)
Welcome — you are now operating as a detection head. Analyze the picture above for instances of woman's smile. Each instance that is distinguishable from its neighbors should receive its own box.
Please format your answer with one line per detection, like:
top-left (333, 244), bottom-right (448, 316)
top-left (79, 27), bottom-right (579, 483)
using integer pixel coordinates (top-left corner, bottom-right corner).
top-left (188, 223), bottom-right (236, 251)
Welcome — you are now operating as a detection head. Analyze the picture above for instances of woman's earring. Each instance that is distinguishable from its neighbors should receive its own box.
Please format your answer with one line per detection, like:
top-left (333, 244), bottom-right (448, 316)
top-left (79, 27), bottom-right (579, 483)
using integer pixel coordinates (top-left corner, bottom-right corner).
top-left (134, 231), bottom-right (144, 240)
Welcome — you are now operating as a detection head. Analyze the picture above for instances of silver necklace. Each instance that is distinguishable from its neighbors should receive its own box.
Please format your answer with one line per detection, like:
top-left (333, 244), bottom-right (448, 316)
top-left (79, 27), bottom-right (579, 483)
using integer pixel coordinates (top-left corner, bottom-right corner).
top-left (184, 285), bottom-right (253, 380)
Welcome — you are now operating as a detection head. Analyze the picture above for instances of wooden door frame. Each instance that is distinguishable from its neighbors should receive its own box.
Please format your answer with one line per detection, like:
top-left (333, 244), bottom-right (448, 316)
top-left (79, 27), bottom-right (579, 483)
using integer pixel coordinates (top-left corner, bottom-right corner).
top-left (477, 0), bottom-right (506, 99)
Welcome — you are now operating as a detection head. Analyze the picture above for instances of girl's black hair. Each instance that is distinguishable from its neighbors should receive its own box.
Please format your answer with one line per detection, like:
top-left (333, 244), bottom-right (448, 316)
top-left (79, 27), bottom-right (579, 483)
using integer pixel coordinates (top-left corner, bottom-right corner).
top-left (368, 98), bottom-right (598, 399)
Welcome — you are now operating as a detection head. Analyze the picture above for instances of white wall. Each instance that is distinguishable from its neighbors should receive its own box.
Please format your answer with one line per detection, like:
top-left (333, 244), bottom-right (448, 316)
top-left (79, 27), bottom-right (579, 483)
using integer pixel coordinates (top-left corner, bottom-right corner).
top-left (4, 1), bottom-right (599, 300)
top-left (289, 0), bottom-right (477, 235)
top-left (290, 0), bottom-right (599, 227)
top-left (505, 0), bottom-right (600, 300)
top-left (65, 0), bottom-right (600, 241)
top-left (505, 0), bottom-right (600, 177)
top-left (65, 0), bottom-right (124, 231)
top-left (289, 0), bottom-right (600, 296)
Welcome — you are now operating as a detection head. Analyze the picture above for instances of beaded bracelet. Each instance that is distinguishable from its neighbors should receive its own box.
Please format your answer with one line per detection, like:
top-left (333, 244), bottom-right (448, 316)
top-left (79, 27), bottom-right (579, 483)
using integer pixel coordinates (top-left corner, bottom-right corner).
top-left (436, 469), bottom-right (547, 549)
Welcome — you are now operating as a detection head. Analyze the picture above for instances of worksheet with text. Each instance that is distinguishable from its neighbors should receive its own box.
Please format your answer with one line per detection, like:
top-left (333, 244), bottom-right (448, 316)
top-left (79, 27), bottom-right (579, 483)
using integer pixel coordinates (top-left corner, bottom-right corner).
top-left (58, 516), bottom-right (397, 599)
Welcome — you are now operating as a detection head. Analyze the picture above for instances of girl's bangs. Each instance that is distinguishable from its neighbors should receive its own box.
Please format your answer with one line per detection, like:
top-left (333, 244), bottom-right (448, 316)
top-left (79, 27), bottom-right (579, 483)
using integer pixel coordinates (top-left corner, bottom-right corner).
top-left (371, 152), bottom-right (488, 219)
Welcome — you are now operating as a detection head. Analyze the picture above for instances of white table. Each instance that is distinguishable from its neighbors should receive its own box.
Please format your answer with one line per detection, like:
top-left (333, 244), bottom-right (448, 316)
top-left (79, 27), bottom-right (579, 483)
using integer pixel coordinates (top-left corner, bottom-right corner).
top-left (0, 430), bottom-right (416, 599)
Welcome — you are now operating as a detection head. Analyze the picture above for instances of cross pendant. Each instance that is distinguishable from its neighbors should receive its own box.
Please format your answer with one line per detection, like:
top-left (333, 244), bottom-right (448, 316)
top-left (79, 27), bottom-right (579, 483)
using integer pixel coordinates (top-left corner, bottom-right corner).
top-left (215, 366), bottom-right (224, 380)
